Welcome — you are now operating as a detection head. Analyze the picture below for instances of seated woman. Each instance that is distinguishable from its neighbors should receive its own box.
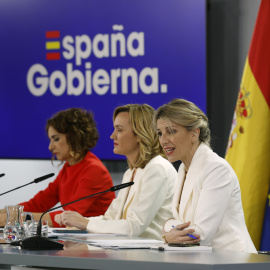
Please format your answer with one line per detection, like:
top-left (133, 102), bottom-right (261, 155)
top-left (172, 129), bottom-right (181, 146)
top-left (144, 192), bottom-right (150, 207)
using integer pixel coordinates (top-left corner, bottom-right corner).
top-left (154, 98), bottom-right (256, 252)
top-left (15, 108), bottom-right (115, 227)
top-left (54, 104), bottom-right (177, 240)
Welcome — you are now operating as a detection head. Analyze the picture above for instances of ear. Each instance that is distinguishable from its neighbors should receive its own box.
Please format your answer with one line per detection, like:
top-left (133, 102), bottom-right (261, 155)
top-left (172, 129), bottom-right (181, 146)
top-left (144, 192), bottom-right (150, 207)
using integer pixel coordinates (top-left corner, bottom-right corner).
top-left (192, 128), bottom-right (200, 143)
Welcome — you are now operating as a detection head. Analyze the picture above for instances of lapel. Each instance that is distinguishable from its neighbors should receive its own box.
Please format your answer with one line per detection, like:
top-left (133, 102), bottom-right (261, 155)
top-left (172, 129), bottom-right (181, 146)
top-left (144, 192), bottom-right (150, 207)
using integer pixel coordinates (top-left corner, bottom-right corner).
top-left (178, 143), bottom-right (211, 220)
top-left (172, 164), bottom-right (186, 219)
top-left (127, 168), bottom-right (141, 200)
top-left (115, 169), bottom-right (132, 219)
top-left (115, 168), bottom-right (140, 219)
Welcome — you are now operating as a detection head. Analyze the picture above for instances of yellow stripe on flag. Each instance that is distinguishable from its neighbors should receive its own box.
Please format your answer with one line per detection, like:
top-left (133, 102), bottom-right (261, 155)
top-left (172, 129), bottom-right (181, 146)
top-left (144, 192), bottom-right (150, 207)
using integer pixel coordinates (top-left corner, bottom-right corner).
top-left (46, 41), bottom-right (60, 50)
top-left (225, 58), bottom-right (270, 249)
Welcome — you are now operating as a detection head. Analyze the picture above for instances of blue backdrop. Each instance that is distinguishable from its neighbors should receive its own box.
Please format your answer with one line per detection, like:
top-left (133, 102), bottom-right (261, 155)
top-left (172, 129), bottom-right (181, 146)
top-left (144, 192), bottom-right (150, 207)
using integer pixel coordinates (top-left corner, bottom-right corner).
top-left (0, 0), bottom-right (206, 160)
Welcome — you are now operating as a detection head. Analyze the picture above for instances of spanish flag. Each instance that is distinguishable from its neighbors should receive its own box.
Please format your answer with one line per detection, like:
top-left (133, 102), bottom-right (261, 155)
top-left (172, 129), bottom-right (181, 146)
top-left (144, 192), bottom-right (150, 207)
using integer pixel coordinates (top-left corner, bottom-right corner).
top-left (225, 0), bottom-right (270, 249)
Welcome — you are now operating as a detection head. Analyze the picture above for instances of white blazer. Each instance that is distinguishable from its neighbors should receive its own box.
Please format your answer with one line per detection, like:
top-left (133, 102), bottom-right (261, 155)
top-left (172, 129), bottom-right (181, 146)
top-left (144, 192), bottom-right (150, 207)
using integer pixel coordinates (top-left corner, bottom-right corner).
top-left (86, 155), bottom-right (177, 240)
top-left (164, 143), bottom-right (256, 253)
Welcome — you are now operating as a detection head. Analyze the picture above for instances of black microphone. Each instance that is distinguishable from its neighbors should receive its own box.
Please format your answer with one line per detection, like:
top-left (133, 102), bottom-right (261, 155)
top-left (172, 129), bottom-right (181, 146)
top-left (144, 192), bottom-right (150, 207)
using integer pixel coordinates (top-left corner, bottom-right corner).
top-left (110, 182), bottom-right (135, 191)
top-left (34, 173), bottom-right (55, 183)
top-left (17, 182), bottom-right (134, 250)
top-left (0, 173), bottom-right (5, 178)
top-left (0, 173), bottom-right (55, 196)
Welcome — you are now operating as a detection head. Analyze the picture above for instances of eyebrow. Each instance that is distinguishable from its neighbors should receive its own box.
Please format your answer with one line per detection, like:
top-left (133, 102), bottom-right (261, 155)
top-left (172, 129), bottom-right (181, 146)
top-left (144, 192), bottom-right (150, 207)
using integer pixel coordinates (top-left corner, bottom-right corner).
top-left (157, 126), bottom-right (176, 131)
top-left (115, 124), bottom-right (124, 128)
top-left (50, 134), bottom-right (59, 139)
top-left (167, 125), bottom-right (178, 129)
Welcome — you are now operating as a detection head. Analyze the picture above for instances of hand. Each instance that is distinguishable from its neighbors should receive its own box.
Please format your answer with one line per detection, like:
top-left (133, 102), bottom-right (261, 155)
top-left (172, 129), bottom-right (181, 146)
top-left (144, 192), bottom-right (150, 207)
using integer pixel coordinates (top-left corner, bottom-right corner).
top-left (164, 221), bottom-right (200, 244)
top-left (63, 241), bottom-right (89, 250)
top-left (54, 211), bottom-right (89, 230)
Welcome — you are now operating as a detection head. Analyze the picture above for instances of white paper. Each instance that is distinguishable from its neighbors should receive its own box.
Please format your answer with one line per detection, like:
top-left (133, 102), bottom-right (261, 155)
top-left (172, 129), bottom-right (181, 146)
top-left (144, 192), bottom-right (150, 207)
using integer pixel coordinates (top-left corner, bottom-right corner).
top-left (151, 244), bottom-right (212, 252)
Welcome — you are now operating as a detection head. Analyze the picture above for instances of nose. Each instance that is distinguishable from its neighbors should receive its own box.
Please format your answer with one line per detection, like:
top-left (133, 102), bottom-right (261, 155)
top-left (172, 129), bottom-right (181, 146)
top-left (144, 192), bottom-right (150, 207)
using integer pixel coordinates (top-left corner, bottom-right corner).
top-left (159, 133), bottom-right (169, 146)
top-left (48, 140), bottom-right (54, 152)
top-left (110, 130), bottom-right (116, 140)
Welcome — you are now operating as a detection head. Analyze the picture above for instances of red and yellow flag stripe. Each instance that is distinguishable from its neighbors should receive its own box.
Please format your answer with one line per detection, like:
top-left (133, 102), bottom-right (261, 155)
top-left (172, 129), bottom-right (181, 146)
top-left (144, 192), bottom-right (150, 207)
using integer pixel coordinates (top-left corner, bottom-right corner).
top-left (225, 0), bottom-right (270, 249)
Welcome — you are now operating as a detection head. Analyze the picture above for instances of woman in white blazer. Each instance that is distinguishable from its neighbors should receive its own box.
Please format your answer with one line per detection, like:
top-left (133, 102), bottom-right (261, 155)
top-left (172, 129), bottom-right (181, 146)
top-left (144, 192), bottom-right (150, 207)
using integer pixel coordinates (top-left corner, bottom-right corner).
top-left (54, 104), bottom-right (177, 240)
top-left (154, 99), bottom-right (256, 253)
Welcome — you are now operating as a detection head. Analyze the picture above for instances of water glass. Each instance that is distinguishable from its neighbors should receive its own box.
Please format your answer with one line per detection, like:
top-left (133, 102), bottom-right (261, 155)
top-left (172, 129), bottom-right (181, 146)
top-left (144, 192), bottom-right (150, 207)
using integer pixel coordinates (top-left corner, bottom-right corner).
top-left (26, 220), bottom-right (48, 237)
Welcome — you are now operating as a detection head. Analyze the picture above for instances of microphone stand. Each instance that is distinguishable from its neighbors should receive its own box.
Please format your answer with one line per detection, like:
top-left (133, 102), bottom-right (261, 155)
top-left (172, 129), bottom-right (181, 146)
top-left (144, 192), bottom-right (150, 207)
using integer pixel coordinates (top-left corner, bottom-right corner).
top-left (17, 182), bottom-right (134, 250)
top-left (0, 173), bottom-right (55, 196)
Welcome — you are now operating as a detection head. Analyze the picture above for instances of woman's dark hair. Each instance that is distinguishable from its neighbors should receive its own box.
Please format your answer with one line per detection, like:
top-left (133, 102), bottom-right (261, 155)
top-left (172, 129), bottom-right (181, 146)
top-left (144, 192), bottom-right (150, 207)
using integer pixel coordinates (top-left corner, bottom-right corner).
top-left (46, 108), bottom-right (99, 160)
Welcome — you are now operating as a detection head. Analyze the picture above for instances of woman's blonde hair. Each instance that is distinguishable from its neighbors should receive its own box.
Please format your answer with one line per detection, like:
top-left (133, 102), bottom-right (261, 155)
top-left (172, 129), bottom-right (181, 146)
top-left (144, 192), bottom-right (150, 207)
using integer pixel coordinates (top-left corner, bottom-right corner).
top-left (154, 99), bottom-right (211, 147)
top-left (113, 104), bottom-right (166, 169)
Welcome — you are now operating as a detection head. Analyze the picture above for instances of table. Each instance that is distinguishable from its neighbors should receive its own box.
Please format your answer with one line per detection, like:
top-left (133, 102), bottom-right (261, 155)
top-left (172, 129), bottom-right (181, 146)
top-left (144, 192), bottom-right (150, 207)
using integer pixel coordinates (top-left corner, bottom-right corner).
top-left (0, 241), bottom-right (270, 270)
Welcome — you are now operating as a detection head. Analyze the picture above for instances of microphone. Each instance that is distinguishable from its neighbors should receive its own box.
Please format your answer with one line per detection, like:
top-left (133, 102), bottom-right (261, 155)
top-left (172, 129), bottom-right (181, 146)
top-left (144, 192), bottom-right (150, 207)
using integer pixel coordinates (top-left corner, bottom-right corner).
top-left (0, 173), bottom-right (55, 196)
top-left (0, 173), bottom-right (5, 178)
top-left (34, 173), bottom-right (55, 183)
top-left (110, 182), bottom-right (134, 192)
top-left (17, 182), bottom-right (134, 250)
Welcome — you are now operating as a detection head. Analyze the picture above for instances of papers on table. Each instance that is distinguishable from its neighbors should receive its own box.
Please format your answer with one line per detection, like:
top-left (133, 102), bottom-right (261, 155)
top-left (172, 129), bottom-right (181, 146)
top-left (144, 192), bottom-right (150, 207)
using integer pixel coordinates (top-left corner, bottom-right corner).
top-left (85, 238), bottom-right (163, 249)
top-left (60, 234), bottom-right (163, 249)
top-left (58, 234), bottom-right (212, 251)
top-left (48, 227), bottom-right (123, 238)
top-left (91, 240), bottom-right (212, 251)
top-left (48, 228), bottom-right (212, 251)
top-left (151, 244), bottom-right (212, 252)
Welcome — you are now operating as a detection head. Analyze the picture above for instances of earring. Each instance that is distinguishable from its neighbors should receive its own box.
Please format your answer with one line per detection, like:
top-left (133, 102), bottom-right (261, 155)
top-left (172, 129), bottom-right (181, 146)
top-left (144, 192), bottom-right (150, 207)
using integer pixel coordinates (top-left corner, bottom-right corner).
top-left (70, 151), bottom-right (80, 159)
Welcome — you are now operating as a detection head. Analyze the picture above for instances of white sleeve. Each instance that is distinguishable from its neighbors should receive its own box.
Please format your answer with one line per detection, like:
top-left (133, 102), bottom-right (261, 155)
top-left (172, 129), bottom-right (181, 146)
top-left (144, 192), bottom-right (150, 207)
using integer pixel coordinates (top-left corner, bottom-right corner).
top-left (163, 219), bottom-right (182, 233)
top-left (86, 163), bottom-right (171, 236)
top-left (190, 164), bottom-right (234, 245)
top-left (87, 186), bottom-right (127, 221)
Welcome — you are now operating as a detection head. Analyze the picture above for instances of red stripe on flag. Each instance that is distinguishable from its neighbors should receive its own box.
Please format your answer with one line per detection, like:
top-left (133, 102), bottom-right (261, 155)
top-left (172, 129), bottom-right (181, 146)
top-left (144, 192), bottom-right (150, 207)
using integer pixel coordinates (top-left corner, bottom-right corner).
top-left (46, 52), bottom-right (61, 60)
top-left (46, 31), bottom-right (60, 39)
top-left (248, 0), bottom-right (270, 108)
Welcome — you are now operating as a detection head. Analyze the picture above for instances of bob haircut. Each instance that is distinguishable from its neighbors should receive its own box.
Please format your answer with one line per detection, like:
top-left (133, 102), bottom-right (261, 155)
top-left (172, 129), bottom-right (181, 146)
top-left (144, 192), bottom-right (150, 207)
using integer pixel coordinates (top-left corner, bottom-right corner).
top-left (154, 99), bottom-right (211, 147)
top-left (46, 108), bottom-right (99, 161)
top-left (113, 104), bottom-right (166, 169)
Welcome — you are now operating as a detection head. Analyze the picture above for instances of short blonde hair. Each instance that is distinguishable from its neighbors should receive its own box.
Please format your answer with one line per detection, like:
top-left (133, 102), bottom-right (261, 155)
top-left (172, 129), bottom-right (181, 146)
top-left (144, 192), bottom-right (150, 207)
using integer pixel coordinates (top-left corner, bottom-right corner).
top-left (154, 99), bottom-right (211, 147)
top-left (113, 104), bottom-right (166, 169)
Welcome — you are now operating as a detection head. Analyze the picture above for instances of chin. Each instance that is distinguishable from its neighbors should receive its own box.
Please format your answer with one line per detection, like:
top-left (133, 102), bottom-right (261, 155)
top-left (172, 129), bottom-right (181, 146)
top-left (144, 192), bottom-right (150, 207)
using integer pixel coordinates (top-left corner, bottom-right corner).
top-left (167, 156), bottom-right (178, 163)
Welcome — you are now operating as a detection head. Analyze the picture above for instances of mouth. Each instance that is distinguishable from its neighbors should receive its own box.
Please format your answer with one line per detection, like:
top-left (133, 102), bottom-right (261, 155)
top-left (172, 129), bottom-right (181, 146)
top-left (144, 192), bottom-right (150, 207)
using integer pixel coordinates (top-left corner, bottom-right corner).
top-left (114, 143), bottom-right (118, 146)
top-left (164, 147), bottom-right (175, 155)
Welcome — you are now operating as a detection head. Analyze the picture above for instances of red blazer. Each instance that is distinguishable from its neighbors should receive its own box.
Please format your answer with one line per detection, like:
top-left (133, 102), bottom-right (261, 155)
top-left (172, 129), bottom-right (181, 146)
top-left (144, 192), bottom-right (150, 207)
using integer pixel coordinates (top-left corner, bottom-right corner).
top-left (20, 152), bottom-right (115, 227)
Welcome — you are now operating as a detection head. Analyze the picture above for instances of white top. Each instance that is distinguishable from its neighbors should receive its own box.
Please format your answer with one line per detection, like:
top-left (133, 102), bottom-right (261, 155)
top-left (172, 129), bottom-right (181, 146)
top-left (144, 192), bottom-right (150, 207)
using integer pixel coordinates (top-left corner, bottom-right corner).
top-left (163, 143), bottom-right (257, 253)
top-left (86, 155), bottom-right (178, 240)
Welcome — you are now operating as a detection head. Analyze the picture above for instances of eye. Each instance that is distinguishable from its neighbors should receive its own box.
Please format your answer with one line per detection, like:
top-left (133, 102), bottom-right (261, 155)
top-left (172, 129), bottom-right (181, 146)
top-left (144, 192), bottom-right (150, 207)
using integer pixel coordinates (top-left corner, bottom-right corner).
top-left (157, 131), bottom-right (162, 137)
top-left (54, 137), bottom-right (60, 142)
top-left (165, 128), bottom-right (176, 135)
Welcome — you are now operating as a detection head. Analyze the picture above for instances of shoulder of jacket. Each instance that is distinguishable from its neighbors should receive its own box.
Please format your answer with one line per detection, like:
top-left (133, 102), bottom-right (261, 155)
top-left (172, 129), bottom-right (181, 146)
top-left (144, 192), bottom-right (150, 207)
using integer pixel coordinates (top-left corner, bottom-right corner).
top-left (144, 155), bottom-right (176, 175)
top-left (190, 144), bottom-right (236, 180)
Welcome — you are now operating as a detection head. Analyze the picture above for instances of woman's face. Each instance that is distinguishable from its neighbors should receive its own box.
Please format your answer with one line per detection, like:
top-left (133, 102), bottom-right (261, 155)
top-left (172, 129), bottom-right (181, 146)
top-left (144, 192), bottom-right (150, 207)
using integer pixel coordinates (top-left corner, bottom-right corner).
top-left (156, 118), bottom-right (194, 164)
top-left (110, 112), bottom-right (140, 165)
top-left (48, 126), bottom-right (74, 164)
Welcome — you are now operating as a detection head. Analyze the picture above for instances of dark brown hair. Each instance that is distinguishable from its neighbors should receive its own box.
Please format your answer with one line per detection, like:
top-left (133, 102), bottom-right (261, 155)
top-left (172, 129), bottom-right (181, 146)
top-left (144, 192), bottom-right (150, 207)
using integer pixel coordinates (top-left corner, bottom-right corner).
top-left (46, 108), bottom-right (99, 160)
